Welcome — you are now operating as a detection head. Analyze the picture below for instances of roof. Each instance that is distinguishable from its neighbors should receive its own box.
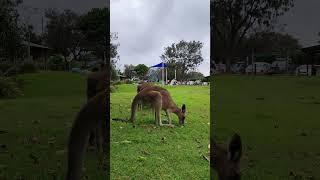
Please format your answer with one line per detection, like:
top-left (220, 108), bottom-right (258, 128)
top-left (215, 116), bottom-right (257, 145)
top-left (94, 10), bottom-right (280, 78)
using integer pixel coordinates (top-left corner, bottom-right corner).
top-left (302, 45), bottom-right (320, 54)
top-left (22, 41), bottom-right (52, 50)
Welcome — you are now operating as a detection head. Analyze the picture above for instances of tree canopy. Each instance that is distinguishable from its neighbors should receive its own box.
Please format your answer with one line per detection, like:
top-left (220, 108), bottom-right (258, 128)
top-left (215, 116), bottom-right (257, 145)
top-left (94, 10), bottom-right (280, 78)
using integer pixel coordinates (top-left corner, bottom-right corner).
top-left (211, 0), bottom-right (294, 71)
top-left (160, 40), bottom-right (204, 80)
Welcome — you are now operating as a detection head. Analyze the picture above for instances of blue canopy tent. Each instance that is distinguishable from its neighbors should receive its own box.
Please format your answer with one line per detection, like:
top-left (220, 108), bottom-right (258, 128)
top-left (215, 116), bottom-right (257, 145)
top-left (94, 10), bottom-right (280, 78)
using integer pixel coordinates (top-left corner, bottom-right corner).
top-left (151, 62), bottom-right (168, 68)
top-left (150, 62), bottom-right (168, 85)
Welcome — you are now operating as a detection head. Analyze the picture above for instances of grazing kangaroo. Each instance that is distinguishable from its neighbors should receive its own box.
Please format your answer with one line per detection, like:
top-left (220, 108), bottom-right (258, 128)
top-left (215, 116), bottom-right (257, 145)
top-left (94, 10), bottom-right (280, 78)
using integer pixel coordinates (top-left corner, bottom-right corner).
top-left (66, 90), bottom-right (108, 180)
top-left (212, 134), bottom-right (242, 180)
top-left (130, 85), bottom-right (186, 126)
top-left (86, 64), bottom-right (107, 147)
top-left (136, 82), bottom-right (154, 110)
top-left (137, 82), bottom-right (154, 93)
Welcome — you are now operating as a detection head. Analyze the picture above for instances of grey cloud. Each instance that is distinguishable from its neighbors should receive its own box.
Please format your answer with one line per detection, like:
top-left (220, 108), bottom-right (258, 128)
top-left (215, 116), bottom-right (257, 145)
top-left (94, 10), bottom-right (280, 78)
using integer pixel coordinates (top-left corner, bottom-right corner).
top-left (111, 0), bottom-right (210, 76)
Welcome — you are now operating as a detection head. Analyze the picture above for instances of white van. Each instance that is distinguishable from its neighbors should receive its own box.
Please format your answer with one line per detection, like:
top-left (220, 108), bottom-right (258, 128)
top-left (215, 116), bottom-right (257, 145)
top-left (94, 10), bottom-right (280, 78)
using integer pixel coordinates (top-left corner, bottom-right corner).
top-left (245, 62), bottom-right (271, 74)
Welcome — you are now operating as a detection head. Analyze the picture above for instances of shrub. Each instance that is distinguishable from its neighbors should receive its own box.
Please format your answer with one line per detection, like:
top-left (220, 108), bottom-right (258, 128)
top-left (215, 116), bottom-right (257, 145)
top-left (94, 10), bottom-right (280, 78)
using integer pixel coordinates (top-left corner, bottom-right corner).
top-left (47, 55), bottom-right (65, 71)
top-left (0, 76), bottom-right (24, 98)
top-left (19, 63), bottom-right (38, 73)
top-left (0, 63), bottom-right (20, 76)
top-left (110, 85), bottom-right (117, 93)
top-left (124, 79), bottom-right (134, 84)
top-left (112, 81), bottom-right (122, 86)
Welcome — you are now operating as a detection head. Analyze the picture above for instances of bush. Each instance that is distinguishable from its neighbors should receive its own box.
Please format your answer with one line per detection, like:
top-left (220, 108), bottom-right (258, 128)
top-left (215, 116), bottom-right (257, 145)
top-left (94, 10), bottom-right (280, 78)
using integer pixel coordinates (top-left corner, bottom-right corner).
top-left (47, 55), bottom-right (65, 71)
top-left (110, 85), bottom-right (117, 93)
top-left (112, 81), bottom-right (122, 86)
top-left (0, 76), bottom-right (24, 98)
top-left (0, 63), bottom-right (20, 76)
top-left (19, 63), bottom-right (38, 73)
top-left (124, 79), bottom-right (134, 84)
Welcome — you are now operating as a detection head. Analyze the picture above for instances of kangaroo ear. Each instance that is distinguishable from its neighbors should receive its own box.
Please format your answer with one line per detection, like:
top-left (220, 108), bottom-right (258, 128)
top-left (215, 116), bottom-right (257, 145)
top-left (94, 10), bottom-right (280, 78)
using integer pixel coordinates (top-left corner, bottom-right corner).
top-left (227, 133), bottom-right (242, 162)
top-left (181, 104), bottom-right (186, 113)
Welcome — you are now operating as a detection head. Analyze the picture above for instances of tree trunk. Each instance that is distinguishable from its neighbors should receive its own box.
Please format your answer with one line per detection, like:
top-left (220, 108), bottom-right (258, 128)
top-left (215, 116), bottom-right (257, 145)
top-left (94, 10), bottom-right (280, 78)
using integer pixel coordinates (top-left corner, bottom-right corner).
top-left (225, 56), bottom-right (232, 73)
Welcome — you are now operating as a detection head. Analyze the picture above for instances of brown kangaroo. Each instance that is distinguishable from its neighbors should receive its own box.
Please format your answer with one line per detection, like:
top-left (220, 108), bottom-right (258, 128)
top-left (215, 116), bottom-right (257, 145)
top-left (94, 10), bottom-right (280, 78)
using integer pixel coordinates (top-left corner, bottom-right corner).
top-left (136, 82), bottom-right (154, 110)
top-left (137, 82), bottom-right (154, 93)
top-left (211, 134), bottom-right (242, 180)
top-left (86, 64), bottom-right (107, 147)
top-left (66, 90), bottom-right (108, 180)
top-left (130, 85), bottom-right (186, 127)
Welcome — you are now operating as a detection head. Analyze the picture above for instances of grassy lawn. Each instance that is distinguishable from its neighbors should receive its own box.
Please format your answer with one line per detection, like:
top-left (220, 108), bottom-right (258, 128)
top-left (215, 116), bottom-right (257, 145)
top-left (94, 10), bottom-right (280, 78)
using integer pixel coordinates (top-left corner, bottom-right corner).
top-left (111, 84), bottom-right (210, 179)
top-left (0, 72), bottom-right (105, 179)
top-left (212, 75), bottom-right (320, 179)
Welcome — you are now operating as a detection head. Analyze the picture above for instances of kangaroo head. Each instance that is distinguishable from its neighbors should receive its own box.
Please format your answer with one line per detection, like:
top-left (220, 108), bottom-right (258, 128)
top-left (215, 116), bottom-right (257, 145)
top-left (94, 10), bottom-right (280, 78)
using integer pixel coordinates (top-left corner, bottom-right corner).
top-left (212, 134), bottom-right (242, 180)
top-left (178, 104), bottom-right (186, 125)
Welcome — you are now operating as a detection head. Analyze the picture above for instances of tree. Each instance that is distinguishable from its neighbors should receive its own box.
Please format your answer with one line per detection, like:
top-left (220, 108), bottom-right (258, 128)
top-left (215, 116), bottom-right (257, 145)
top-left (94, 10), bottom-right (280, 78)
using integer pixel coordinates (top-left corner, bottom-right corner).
top-left (160, 40), bottom-right (204, 81)
top-left (123, 64), bottom-right (136, 79)
top-left (0, 0), bottom-right (24, 62)
top-left (134, 64), bottom-right (149, 79)
top-left (234, 31), bottom-right (301, 62)
top-left (44, 9), bottom-right (83, 70)
top-left (211, 0), bottom-right (294, 71)
top-left (186, 71), bottom-right (204, 80)
top-left (79, 8), bottom-right (108, 62)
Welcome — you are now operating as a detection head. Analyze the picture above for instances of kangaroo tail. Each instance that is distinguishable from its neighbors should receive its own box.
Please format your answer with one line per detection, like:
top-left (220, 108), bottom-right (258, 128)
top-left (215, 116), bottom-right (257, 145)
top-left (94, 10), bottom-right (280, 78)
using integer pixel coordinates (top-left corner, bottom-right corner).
top-left (130, 95), bottom-right (140, 124)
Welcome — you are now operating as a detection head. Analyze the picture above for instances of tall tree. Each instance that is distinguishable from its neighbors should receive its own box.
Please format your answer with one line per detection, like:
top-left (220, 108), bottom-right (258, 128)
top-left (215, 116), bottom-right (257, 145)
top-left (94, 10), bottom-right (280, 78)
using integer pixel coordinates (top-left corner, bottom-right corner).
top-left (244, 31), bottom-right (301, 57)
top-left (134, 64), bottom-right (149, 79)
top-left (160, 40), bottom-right (204, 81)
top-left (211, 0), bottom-right (294, 71)
top-left (0, 0), bottom-right (24, 62)
top-left (44, 9), bottom-right (82, 70)
top-left (79, 8), bottom-right (108, 62)
top-left (123, 64), bottom-right (136, 79)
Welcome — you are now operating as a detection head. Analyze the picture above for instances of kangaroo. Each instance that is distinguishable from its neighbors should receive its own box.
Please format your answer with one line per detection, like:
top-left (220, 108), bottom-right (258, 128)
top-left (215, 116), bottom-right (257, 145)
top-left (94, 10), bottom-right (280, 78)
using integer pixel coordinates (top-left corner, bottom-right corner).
top-left (86, 64), bottom-right (107, 147)
top-left (130, 85), bottom-right (186, 127)
top-left (137, 82), bottom-right (154, 93)
top-left (66, 90), bottom-right (109, 180)
top-left (136, 82), bottom-right (154, 110)
top-left (211, 134), bottom-right (242, 180)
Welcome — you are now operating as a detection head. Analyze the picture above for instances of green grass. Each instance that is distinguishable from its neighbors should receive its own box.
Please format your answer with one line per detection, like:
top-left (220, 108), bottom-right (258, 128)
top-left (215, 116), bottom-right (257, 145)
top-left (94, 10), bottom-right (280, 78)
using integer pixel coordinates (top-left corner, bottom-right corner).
top-left (0, 71), bottom-right (105, 179)
top-left (111, 84), bottom-right (210, 179)
top-left (212, 75), bottom-right (320, 180)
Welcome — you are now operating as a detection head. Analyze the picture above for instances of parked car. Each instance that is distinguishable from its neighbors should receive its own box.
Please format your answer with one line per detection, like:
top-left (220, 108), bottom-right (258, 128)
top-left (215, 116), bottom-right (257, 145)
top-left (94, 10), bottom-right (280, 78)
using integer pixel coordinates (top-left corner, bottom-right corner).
top-left (231, 62), bottom-right (246, 73)
top-left (271, 60), bottom-right (288, 72)
top-left (295, 65), bottom-right (313, 76)
top-left (245, 62), bottom-right (271, 74)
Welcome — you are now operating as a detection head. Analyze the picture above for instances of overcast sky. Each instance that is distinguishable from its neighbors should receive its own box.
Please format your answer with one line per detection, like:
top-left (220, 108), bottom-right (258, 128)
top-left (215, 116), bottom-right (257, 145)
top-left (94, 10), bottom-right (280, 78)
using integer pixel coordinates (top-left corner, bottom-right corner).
top-left (111, 0), bottom-right (210, 76)
top-left (278, 0), bottom-right (320, 47)
top-left (17, 0), bottom-right (108, 34)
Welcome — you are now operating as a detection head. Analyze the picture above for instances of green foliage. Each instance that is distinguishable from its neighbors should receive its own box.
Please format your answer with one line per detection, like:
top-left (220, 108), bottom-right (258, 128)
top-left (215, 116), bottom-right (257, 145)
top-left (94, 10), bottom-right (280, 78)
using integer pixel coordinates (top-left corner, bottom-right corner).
top-left (19, 63), bottom-right (39, 74)
top-left (161, 40), bottom-right (204, 80)
top-left (79, 8), bottom-right (109, 59)
top-left (186, 71), bottom-right (204, 80)
top-left (0, 76), bottom-right (23, 98)
top-left (123, 64), bottom-right (136, 79)
top-left (124, 79), bottom-right (134, 84)
top-left (111, 64), bottom-right (119, 81)
top-left (134, 64), bottom-right (149, 79)
top-left (112, 81), bottom-right (123, 86)
top-left (0, 0), bottom-right (24, 61)
top-left (242, 31), bottom-right (301, 57)
top-left (110, 85), bottom-right (117, 93)
top-left (47, 55), bottom-right (65, 71)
